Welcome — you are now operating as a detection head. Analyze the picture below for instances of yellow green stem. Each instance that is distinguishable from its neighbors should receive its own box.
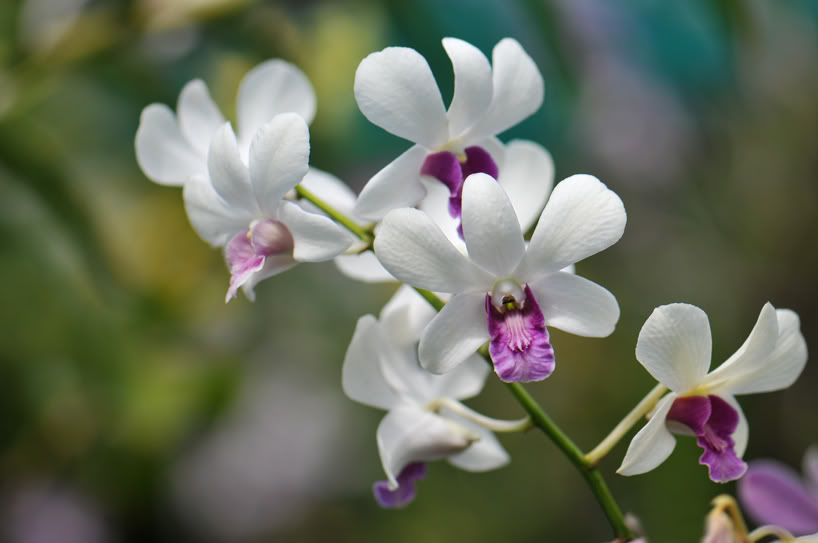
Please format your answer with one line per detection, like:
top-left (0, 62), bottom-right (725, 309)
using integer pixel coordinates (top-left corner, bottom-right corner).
top-left (584, 383), bottom-right (668, 467)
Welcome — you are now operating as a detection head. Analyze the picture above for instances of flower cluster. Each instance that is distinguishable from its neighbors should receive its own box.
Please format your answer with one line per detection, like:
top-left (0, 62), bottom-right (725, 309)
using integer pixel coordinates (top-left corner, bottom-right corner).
top-left (135, 35), bottom-right (809, 537)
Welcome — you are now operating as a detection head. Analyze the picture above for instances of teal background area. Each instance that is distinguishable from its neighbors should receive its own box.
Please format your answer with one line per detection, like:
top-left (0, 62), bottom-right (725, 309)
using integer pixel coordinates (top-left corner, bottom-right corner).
top-left (0, 1), bottom-right (817, 541)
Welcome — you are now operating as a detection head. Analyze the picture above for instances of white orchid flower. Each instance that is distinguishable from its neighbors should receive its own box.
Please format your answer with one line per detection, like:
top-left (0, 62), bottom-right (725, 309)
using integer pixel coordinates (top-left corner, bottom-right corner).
top-left (335, 139), bottom-right (555, 284)
top-left (353, 37), bottom-right (544, 223)
top-left (374, 172), bottom-right (625, 383)
top-left (618, 303), bottom-right (808, 482)
top-left (136, 59), bottom-right (316, 186)
top-left (183, 113), bottom-right (354, 301)
top-left (342, 287), bottom-right (509, 508)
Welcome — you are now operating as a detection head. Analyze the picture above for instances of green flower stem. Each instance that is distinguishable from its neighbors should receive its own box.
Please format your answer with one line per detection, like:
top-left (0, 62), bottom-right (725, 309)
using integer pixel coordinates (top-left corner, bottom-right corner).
top-left (420, 292), bottom-right (631, 539)
top-left (294, 184), bottom-right (374, 245)
top-left (503, 376), bottom-right (631, 539)
top-left (302, 195), bottom-right (632, 540)
top-left (584, 383), bottom-right (668, 467)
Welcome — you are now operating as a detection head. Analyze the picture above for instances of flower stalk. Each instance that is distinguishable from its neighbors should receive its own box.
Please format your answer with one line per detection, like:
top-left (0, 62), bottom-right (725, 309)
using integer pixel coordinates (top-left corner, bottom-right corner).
top-left (300, 188), bottom-right (633, 541)
top-left (425, 397), bottom-right (533, 433)
top-left (295, 184), bottom-right (374, 245)
top-left (585, 383), bottom-right (668, 467)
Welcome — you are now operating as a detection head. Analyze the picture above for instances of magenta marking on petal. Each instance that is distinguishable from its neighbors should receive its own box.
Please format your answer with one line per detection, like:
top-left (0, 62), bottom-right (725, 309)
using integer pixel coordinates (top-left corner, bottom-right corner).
top-left (250, 219), bottom-right (294, 256)
top-left (739, 460), bottom-right (818, 535)
top-left (372, 462), bottom-right (428, 509)
top-left (461, 146), bottom-right (499, 179)
top-left (668, 395), bottom-right (747, 482)
top-left (225, 231), bottom-right (266, 302)
top-left (487, 285), bottom-right (555, 383)
top-left (421, 151), bottom-right (463, 195)
top-left (421, 146), bottom-right (499, 238)
top-left (667, 395), bottom-right (712, 434)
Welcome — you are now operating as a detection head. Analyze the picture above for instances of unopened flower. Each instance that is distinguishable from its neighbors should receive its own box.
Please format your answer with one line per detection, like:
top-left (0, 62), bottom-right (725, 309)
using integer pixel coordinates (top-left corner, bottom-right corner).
top-left (136, 59), bottom-right (315, 186)
top-left (618, 304), bottom-right (808, 482)
top-left (374, 172), bottom-right (624, 383)
top-left (353, 37), bottom-right (543, 223)
top-left (183, 113), bottom-right (354, 301)
top-left (342, 287), bottom-right (509, 508)
top-left (739, 447), bottom-right (818, 535)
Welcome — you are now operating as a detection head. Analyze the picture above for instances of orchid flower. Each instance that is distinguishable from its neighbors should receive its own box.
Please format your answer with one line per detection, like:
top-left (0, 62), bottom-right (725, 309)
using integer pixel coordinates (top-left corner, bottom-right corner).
top-left (136, 59), bottom-right (316, 186)
top-left (335, 139), bottom-right (555, 284)
top-left (618, 303), bottom-right (808, 482)
top-left (374, 172), bottom-right (625, 383)
top-left (183, 113), bottom-right (354, 301)
top-left (342, 287), bottom-right (509, 508)
top-left (739, 447), bottom-right (818, 535)
top-left (353, 37), bottom-right (543, 223)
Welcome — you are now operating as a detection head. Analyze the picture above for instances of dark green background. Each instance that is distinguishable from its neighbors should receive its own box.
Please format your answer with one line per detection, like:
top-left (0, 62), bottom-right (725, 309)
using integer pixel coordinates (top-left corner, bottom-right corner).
top-left (1, 0), bottom-right (816, 541)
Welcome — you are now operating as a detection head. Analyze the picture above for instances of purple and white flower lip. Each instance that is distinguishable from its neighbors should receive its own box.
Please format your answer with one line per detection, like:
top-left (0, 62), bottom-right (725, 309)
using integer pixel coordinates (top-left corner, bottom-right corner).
top-left (421, 146), bottom-right (499, 237)
top-left (373, 462), bottom-right (428, 509)
top-left (618, 303), bottom-right (808, 482)
top-left (739, 447), bottom-right (818, 536)
top-left (666, 395), bottom-right (746, 482)
top-left (374, 172), bottom-right (624, 383)
top-left (182, 113), bottom-right (354, 301)
top-left (352, 37), bottom-right (544, 222)
top-left (342, 287), bottom-right (509, 508)
top-left (487, 284), bottom-right (554, 383)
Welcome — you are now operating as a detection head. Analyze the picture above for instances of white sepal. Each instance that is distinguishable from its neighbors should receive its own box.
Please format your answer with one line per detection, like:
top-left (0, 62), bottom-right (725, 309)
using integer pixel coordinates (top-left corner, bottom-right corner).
top-left (617, 393), bottom-right (677, 476)
top-left (635, 303), bottom-right (712, 394)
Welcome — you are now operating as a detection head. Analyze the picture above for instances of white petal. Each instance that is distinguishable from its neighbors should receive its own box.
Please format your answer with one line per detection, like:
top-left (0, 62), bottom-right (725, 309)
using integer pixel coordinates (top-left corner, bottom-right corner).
top-left (248, 113), bottom-right (310, 217)
top-left (299, 168), bottom-right (357, 217)
top-left (177, 79), bottom-right (225, 157)
top-left (704, 304), bottom-right (807, 396)
top-left (354, 47), bottom-right (449, 149)
top-left (135, 104), bottom-right (203, 186)
top-left (461, 173), bottom-right (526, 277)
top-left (635, 304), bottom-right (712, 393)
top-left (183, 174), bottom-right (251, 247)
top-left (445, 412), bottom-right (509, 472)
top-left (334, 252), bottom-right (395, 283)
top-left (722, 395), bottom-right (749, 457)
top-left (516, 175), bottom-right (626, 281)
top-left (462, 38), bottom-right (544, 140)
top-left (442, 37), bottom-right (493, 138)
top-left (207, 123), bottom-right (257, 212)
top-left (497, 140), bottom-right (554, 233)
top-left (617, 393), bottom-right (677, 476)
top-left (428, 352), bottom-right (491, 401)
top-left (354, 145), bottom-right (429, 222)
top-left (237, 59), bottom-right (317, 149)
top-left (379, 285), bottom-right (436, 346)
top-left (418, 292), bottom-right (489, 374)
top-left (342, 314), bottom-right (401, 410)
top-left (278, 201), bottom-right (354, 262)
top-left (418, 177), bottom-right (464, 249)
top-left (529, 271), bottom-right (619, 337)
top-left (374, 208), bottom-right (493, 293)
top-left (377, 406), bottom-right (474, 489)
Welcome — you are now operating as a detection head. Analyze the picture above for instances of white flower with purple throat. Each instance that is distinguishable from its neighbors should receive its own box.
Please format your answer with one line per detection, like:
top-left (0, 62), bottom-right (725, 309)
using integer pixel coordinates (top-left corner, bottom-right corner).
top-left (618, 303), bottom-right (808, 482)
top-left (374, 172), bottom-right (625, 383)
top-left (183, 113), bottom-right (354, 301)
top-left (342, 287), bottom-right (510, 508)
top-left (352, 37), bottom-right (544, 231)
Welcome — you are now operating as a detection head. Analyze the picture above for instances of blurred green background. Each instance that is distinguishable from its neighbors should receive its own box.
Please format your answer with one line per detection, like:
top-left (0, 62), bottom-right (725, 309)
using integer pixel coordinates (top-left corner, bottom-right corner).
top-left (1, 0), bottom-right (817, 541)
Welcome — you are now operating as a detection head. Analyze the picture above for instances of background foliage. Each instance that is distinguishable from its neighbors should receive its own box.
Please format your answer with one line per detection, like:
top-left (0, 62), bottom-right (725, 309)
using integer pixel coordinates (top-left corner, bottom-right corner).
top-left (0, 0), bottom-right (816, 541)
